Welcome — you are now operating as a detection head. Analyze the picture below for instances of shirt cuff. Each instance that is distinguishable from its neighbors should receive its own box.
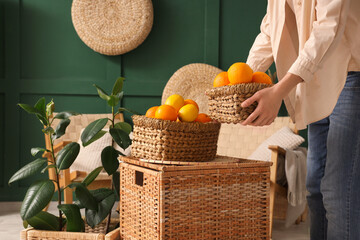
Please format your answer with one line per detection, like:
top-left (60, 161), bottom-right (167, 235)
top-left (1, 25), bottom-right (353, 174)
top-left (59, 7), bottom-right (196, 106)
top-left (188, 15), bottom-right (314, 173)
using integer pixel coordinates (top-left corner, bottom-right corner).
top-left (288, 55), bottom-right (317, 82)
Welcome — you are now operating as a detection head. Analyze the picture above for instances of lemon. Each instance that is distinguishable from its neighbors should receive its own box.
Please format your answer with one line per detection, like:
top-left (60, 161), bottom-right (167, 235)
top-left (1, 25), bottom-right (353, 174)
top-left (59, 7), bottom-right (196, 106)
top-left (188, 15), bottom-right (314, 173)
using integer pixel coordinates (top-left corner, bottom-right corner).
top-left (178, 104), bottom-right (199, 122)
top-left (165, 94), bottom-right (184, 112)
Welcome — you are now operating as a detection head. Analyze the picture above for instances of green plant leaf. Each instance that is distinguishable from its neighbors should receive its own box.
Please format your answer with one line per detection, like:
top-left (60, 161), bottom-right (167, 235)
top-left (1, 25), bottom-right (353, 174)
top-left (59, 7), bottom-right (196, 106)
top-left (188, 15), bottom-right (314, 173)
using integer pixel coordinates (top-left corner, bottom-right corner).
top-left (41, 164), bottom-right (56, 174)
top-left (36, 114), bottom-right (49, 126)
top-left (81, 118), bottom-right (108, 146)
top-left (34, 97), bottom-right (46, 118)
top-left (56, 142), bottom-right (80, 170)
top-left (112, 172), bottom-right (120, 200)
top-left (82, 166), bottom-right (103, 186)
top-left (74, 200), bottom-right (85, 209)
top-left (116, 91), bottom-right (124, 101)
top-left (69, 183), bottom-right (98, 211)
top-left (20, 180), bottom-right (55, 220)
top-left (112, 77), bottom-right (124, 95)
top-left (42, 126), bottom-right (54, 135)
top-left (31, 147), bottom-right (47, 156)
top-left (83, 130), bottom-right (107, 147)
top-left (90, 188), bottom-right (114, 201)
top-left (113, 122), bottom-right (132, 135)
top-left (8, 159), bottom-right (47, 185)
top-left (101, 146), bottom-right (119, 175)
top-left (58, 204), bottom-right (85, 232)
top-left (117, 107), bottom-right (141, 115)
top-left (36, 114), bottom-right (48, 126)
top-left (26, 211), bottom-right (60, 231)
top-left (52, 119), bottom-right (71, 140)
top-left (23, 220), bottom-right (28, 228)
top-left (110, 128), bottom-right (131, 149)
top-left (18, 103), bottom-right (41, 115)
top-left (93, 84), bottom-right (110, 101)
top-left (107, 95), bottom-right (119, 107)
top-left (46, 100), bottom-right (55, 117)
top-left (85, 192), bottom-right (116, 228)
top-left (54, 111), bottom-right (80, 120)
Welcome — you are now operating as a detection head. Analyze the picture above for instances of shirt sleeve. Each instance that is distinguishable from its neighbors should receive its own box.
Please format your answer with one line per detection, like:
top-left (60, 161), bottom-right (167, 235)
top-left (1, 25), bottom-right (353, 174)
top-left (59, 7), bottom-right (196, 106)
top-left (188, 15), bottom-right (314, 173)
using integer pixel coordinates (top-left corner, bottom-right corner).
top-left (288, 0), bottom-right (351, 82)
top-left (246, 5), bottom-right (274, 73)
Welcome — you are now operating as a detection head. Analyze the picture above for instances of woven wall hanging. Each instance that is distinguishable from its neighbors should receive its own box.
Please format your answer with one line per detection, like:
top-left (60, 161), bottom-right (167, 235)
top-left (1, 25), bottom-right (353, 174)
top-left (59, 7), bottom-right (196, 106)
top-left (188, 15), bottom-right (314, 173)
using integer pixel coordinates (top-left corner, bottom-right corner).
top-left (162, 63), bottom-right (223, 115)
top-left (71, 0), bottom-right (153, 55)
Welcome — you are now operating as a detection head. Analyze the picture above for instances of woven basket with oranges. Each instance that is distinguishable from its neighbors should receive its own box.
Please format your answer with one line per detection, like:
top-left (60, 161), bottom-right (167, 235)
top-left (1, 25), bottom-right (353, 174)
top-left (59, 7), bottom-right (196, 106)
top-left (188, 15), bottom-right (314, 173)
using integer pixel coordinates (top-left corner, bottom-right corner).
top-left (131, 95), bottom-right (220, 162)
top-left (206, 62), bottom-right (274, 124)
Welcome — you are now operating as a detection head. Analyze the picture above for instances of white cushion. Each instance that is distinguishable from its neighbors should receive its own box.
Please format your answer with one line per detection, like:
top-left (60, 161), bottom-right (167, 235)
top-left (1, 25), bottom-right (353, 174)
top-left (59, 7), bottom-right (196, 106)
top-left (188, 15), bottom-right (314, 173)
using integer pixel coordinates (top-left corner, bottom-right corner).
top-left (70, 129), bottom-right (132, 173)
top-left (248, 126), bottom-right (304, 161)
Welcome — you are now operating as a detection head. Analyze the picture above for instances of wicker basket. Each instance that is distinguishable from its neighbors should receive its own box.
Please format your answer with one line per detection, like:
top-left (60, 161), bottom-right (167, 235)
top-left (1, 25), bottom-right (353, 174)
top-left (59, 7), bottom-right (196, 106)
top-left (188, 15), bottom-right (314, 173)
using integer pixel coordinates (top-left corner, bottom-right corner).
top-left (21, 219), bottom-right (119, 240)
top-left (119, 156), bottom-right (271, 239)
top-left (131, 115), bottom-right (221, 162)
top-left (206, 83), bottom-right (273, 124)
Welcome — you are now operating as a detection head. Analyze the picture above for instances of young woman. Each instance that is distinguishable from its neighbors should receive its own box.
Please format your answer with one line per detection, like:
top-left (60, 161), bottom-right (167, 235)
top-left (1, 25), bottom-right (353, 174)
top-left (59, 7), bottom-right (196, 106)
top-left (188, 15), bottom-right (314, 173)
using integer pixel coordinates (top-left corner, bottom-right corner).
top-left (242, 0), bottom-right (360, 239)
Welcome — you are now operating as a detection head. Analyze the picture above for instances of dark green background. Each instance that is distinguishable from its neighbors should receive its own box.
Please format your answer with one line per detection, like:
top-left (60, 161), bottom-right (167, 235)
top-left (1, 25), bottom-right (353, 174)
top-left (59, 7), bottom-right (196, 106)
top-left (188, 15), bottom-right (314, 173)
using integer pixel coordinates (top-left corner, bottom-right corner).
top-left (0, 0), bottom-right (301, 201)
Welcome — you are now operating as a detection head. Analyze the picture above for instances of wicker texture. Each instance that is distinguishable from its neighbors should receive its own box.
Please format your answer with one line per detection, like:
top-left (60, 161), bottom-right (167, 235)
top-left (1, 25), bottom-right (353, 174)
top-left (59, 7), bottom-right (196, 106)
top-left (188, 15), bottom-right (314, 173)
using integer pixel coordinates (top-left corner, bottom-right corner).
top-left (206, 83), bottom-right (273, 123)
top-left (162, 63), bottom-right (223, 114)
top-left (119, 156), bottom-right (271, 239)
top-left (217, 117), bottom-right (296, 159)
top-left (71, 0), bottom-right (153, 55)
top-left (21, 220), bottom-right (119, 240)
top-left (131, 115), bottom-right (221, 162)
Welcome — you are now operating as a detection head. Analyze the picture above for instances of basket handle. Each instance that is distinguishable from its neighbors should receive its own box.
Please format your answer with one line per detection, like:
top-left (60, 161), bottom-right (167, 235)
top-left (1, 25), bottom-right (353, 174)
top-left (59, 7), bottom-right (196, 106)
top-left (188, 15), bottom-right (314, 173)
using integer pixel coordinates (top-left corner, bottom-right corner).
top-left (135, 170), bottom-right (144, 186)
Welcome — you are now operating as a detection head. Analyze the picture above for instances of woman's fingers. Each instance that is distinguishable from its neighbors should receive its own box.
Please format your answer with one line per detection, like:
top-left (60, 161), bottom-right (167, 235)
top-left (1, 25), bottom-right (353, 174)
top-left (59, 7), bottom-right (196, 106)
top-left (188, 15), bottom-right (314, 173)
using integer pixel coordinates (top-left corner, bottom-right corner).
top-left (242, 108), bottom-right (260, 125)
top-left (241, 92), bottom-right (260, 108)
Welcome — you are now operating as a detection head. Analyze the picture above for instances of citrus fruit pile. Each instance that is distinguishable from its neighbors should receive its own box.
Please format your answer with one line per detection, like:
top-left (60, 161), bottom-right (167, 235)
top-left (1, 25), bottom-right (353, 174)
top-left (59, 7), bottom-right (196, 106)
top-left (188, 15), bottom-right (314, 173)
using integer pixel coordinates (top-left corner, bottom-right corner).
top-left (213, 62), bottom-right (272, 88)
top-left (145, 94), bottom-right (212, 123)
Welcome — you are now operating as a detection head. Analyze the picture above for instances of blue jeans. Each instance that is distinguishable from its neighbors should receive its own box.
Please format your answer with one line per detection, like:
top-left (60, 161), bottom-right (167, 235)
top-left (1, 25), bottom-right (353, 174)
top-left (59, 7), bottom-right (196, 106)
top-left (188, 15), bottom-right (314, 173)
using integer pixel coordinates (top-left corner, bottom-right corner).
top-left (307, 71), bottom-right (360, 240)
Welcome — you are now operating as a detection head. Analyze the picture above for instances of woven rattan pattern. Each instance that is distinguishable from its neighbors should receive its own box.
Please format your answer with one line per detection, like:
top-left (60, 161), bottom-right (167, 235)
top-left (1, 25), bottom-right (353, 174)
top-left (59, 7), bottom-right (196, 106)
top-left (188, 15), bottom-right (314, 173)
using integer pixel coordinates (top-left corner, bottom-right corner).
top-left (217, 117), bottom-right (296, 159)
top-left (131, 115), bottom-right (221, 162)
top-left (161, 63), bottom-right (223, 115)
top-left (21, 219), bottom-right (119, 240)
top-left (119, 158), bottom-right (270, 239)
top-left (206, 83), bottom-right (273, 124)
top-left (71, 0), bottom-right (153, 55)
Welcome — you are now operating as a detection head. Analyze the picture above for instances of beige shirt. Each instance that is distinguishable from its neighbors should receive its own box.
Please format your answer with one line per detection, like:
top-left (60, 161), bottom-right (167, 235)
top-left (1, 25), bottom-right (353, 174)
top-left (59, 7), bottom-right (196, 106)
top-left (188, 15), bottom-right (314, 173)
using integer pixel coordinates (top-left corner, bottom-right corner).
top-left (246, 0), bottom-right (360, 130)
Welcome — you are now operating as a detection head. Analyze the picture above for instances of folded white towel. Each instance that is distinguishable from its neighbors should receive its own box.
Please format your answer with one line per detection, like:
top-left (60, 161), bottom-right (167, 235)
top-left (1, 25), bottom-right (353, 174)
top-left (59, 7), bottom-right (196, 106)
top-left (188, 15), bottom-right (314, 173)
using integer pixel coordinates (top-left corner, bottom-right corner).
top-left (284, 147), bottom-right (307, 227)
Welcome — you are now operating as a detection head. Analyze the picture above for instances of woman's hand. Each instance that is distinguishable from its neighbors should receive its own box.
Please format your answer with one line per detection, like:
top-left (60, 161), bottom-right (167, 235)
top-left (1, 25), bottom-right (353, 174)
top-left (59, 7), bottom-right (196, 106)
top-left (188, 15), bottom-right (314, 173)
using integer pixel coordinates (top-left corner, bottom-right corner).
top-left (241, 73), bottom-right (303, 126)
top-left (241, 86), bottom-right (282, 126)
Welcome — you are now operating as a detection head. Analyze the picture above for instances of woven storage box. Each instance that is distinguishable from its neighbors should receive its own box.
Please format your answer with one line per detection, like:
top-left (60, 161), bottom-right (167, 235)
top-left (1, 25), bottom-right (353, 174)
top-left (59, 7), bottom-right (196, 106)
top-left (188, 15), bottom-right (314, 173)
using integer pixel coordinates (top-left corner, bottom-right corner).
top-left (131, 115), bottom-right (221, 162)
top-left (206, 83), bottom-right (272, 124)
top-left (21, 219), bottom-right (119, 240)
top-left (119, 156), bottom-right (271, 239)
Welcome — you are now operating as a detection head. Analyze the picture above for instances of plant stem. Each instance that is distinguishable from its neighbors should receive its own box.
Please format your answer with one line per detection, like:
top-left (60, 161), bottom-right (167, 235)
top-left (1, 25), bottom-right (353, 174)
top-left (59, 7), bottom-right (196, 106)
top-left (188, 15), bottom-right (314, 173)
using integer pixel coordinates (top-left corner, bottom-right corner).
top-left (49, 134), bottom-right (63, 231)
top-left (105, 107), bottom-right (116, 233)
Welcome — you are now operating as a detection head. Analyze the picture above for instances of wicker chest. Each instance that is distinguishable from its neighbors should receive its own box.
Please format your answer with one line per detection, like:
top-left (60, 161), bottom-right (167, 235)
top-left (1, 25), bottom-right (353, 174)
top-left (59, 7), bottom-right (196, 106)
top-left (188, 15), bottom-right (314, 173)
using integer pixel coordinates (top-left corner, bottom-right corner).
top-left (119, 156), bottom-right (271, 240)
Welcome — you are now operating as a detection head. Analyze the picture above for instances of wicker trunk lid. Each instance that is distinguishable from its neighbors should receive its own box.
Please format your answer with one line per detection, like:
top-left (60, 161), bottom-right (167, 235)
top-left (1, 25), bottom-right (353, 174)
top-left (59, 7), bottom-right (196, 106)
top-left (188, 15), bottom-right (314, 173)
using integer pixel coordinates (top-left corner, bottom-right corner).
top-left (119, 156), bottom-right (271, 239)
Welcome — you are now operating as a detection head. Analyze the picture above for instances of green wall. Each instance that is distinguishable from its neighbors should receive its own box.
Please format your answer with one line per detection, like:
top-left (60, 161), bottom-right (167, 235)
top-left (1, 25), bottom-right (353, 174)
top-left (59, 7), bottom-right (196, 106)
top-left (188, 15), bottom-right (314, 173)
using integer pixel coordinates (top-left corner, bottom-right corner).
top-left (0, 0), bottom-right (286, 201)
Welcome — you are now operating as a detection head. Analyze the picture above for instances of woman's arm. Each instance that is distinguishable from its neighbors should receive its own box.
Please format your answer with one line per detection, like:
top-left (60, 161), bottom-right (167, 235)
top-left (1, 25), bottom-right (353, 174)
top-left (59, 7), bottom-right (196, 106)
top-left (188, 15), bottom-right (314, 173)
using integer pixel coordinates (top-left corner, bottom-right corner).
top-left (242, 0), bottom-right (351, 126)
top-left (288, 0), bottom-right (351, 82)
top-left (241, 73), bottom-right (303, 126)
top-left (246, 5), bottom-right (274, 72)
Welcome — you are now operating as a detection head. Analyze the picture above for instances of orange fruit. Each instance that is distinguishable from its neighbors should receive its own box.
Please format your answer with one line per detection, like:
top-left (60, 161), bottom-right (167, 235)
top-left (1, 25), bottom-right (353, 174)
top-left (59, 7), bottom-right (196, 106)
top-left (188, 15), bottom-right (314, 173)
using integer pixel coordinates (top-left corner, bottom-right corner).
top-left (165, 94), bottom-right (184, 112)
top-left (213, 72), bottom-right (230, 88)
top-left (183, 99), bottom-right (199, 110)
top-left (194, 113), bottom-right (212, 123)
top-left (227, 62), bottom-right (253, 84)
top-left (155, 105), bottom-right (178, 121)
top-left (145, 106), bottom-right (159, 118)
top-left (252, 72), bottom-right (272, 84)
top-left (178, 104), bottom-right (199, 122)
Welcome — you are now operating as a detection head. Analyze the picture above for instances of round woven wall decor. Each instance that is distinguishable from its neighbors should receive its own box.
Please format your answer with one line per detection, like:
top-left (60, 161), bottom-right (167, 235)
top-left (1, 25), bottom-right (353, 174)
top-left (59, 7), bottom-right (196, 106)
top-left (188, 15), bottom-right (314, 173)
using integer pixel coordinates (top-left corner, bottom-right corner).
top-left (71, 0), bottom-right (153, 55)
top-left (162, 63), bottom-right (223, 114)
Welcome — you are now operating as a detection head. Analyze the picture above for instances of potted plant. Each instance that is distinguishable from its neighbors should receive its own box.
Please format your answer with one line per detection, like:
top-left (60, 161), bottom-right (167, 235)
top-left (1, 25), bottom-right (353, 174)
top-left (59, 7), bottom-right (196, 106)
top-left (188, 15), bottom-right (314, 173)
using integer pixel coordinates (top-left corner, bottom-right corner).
top-left (10, 77), bottom-right (133, 240)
